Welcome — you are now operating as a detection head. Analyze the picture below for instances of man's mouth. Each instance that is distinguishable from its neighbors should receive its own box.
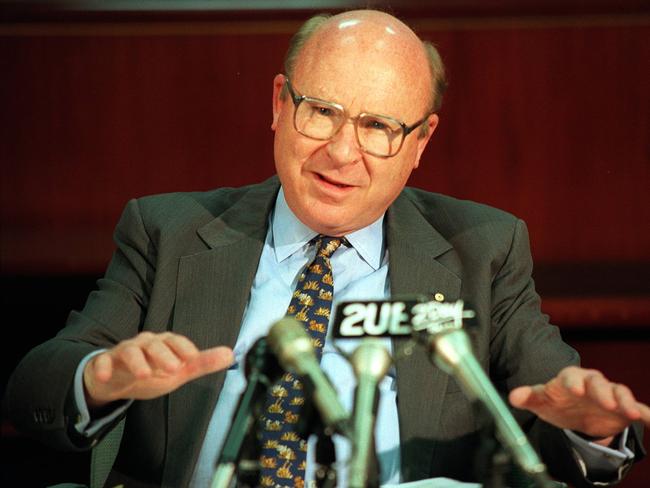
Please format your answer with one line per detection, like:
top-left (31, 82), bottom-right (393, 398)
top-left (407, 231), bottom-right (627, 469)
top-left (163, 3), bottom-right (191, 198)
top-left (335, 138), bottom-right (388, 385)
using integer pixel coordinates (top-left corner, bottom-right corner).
top-left (316, 173), bottom-right (353, 189)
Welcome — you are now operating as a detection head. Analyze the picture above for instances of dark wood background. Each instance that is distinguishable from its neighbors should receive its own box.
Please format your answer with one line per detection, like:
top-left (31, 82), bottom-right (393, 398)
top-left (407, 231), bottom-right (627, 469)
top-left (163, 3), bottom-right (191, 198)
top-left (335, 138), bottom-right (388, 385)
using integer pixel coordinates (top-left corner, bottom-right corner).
top-left (1, 1), bottom-right (648, 486)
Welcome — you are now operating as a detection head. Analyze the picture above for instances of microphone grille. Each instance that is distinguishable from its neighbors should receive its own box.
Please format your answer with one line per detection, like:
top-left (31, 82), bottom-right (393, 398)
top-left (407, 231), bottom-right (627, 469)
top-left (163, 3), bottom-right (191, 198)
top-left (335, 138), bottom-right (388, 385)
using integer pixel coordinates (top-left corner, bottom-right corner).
top-left (267, 317), bottom-right (315, 372)
top-left (350, 339), bottom-right (392, 379)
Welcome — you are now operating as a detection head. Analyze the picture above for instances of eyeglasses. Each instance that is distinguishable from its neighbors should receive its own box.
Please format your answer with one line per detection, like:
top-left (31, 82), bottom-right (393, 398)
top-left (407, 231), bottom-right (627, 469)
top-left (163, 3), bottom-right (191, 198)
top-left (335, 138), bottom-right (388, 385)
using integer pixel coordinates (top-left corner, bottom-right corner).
top-left (284, 77), bottom-right (431, 158)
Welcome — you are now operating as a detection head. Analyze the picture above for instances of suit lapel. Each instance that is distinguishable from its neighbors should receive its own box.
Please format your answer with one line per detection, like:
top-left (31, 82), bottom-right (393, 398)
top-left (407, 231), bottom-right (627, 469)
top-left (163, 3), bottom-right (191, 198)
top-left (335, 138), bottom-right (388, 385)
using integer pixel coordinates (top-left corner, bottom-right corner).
top-left (387, 192), bottom-right (462, 481)
top-left (163, 178), bottom-right (280, 487)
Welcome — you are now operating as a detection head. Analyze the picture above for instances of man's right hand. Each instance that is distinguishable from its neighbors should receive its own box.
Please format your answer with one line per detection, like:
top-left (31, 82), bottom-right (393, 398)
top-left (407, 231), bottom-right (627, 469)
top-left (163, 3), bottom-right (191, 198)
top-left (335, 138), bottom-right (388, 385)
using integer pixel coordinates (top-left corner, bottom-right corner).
top-left (83, 332), bottom-right (234, 409)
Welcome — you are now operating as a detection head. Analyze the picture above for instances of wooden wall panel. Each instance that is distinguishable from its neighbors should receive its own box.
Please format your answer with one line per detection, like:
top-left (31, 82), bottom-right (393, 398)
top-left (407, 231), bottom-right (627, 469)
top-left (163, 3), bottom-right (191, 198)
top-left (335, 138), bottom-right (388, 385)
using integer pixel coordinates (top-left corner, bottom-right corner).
top-left (422, 24), bottom-right (650, 264)
top-left (1, 19), bottom-right (648, 274)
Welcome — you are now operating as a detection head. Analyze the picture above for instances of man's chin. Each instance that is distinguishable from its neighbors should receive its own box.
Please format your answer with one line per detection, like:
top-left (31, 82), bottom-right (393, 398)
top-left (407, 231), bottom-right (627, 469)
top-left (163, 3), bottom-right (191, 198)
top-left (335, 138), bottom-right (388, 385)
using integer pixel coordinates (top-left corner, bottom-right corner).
top-left (302, 208), bottom-right (373, 236)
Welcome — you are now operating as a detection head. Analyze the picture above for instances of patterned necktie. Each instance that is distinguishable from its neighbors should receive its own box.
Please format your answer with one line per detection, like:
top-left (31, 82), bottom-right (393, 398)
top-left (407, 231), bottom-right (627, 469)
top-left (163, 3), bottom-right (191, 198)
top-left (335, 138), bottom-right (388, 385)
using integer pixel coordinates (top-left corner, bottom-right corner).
top-left (259, 236), bottom-right (342, 488)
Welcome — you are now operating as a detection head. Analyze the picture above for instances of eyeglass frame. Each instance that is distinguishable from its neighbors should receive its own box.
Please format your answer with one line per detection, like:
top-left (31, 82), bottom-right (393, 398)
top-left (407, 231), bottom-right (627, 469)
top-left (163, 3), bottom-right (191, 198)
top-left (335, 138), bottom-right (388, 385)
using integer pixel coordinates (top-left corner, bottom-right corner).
top-left (283, 77), bottom-right (432, 158)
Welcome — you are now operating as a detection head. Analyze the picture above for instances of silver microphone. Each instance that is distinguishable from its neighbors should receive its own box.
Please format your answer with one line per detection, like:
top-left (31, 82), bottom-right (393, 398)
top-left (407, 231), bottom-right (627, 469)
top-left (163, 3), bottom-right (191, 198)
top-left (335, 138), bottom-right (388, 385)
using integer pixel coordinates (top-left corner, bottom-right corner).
top-left (348, 339), bottom-right (392, 488)
top-left (267, 317), bottom-right (350, 435)
top-left (416, 301), bottom-right (552, 486)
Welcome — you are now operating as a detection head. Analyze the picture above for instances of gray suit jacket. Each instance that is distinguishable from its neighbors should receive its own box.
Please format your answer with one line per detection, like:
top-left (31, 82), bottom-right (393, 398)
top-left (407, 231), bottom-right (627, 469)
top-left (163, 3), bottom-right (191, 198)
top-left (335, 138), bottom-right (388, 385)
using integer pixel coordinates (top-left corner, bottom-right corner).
top-left (4, 176), bottom-right (642, 487)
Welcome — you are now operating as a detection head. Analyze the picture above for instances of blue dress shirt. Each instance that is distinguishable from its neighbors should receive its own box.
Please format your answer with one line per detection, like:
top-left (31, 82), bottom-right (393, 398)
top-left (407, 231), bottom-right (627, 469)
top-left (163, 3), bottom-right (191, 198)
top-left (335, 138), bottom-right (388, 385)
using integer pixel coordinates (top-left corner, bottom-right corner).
top-left (189, 188), bottom-right (399, 486)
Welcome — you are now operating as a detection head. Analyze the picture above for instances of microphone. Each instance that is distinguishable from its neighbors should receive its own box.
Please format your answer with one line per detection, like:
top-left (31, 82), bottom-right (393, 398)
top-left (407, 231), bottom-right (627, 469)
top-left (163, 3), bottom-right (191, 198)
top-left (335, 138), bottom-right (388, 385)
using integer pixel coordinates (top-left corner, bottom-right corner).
top-left (211, 338), bottom-right (282, 488)
top-left (348, 339), bottom-right (392, 488)
top-left (267, 317), bottom-right (351, 436)
top-left (419, 302), bottom-right (553, 487)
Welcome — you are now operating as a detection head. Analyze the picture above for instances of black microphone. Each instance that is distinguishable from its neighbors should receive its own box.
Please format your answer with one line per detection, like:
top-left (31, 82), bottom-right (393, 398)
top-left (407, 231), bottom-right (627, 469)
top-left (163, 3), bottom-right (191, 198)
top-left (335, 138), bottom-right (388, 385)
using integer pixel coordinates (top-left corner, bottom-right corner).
top-left (211, 338), bottom-right (282, 488)
top-left (348, 339), bottom-right (391, 488)
top-left (266, 317), bottom-right (351, 436)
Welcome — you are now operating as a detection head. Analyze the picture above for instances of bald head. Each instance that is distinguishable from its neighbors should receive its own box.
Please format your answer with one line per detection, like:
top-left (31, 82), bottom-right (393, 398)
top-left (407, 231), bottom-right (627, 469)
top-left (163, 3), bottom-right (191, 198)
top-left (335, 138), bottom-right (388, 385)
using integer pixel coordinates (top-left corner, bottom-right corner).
top-left (304, 10), bottom-right (426, 53)
top-left (284, 10), bottom-right (446, 113)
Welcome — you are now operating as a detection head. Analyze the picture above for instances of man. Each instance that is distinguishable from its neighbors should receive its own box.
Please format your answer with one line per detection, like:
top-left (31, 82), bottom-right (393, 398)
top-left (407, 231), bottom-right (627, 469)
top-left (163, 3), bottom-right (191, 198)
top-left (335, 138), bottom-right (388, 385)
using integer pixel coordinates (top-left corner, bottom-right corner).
top-left (4, 9), bottom-right (649, 488)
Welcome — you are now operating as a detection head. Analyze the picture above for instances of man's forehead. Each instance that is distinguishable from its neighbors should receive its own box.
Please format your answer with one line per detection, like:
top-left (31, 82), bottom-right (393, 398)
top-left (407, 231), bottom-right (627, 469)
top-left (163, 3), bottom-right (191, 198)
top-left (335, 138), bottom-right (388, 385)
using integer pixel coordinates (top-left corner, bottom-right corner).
top-left (292, 27), bottom-right (430, 119)
top-left (296, 67), bottom-right (405, 107)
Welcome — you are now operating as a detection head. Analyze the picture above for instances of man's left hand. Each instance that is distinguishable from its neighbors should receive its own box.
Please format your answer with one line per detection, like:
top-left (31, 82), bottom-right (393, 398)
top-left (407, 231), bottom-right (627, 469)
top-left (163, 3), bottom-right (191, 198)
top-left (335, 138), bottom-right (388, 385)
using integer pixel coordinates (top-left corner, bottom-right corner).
top-left (509, 366), bottom-right (650, 445)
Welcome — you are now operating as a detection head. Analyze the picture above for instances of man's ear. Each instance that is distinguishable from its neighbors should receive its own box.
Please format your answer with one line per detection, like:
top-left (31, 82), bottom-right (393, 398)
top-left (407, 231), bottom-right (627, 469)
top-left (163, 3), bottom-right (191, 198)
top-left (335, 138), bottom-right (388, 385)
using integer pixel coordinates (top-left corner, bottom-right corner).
top-left (413, 113), bottom-right (439, 169)
top-left (271, 73), bottom-right (287, 130)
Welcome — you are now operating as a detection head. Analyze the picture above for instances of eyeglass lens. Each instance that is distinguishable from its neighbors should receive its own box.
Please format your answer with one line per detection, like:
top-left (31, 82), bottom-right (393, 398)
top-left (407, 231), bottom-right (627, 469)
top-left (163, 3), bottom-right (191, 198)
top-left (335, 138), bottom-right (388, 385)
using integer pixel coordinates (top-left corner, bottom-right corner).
top-left (295, 99), bottom-right (404, 157)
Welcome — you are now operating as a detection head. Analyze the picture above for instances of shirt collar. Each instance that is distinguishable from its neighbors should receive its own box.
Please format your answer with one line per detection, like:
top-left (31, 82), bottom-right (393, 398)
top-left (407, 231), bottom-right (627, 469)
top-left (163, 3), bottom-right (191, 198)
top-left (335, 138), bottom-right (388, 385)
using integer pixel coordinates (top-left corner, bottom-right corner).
top-left (271, 187), bottom-right (385, 270)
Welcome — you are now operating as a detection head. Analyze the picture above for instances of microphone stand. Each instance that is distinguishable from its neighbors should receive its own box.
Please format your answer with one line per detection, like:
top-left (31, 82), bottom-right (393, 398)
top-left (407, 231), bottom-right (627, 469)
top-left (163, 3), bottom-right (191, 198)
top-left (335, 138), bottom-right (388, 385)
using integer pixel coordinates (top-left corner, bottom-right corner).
top-left (314, 430), bottom-right (338, 488)
top-left (295, 368), bottom-right (343, 488)
top-left (473, 403), bottom-right (510, 488)
top-left (211, 339), bottom-right (281, 488)
top-left (348, 339), bottom-right (391, 488)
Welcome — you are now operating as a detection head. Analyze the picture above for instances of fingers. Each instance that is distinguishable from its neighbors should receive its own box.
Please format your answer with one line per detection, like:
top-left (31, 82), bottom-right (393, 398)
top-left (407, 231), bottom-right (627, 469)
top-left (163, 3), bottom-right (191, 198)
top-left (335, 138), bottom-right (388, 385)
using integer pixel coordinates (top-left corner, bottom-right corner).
top-left (104, 332), bottom-right (233, 384)
top-left (558, 366), bottom-right (620, 410)
top-left (571, 368), bottom-right (641, 419)
top-left (109, 332), bottom-right (194, 378)
top-left (165, 334), bottom-right (201, 362)
top-left (584, 373), bottom-right (617, 411)
top-left (84, 332), bottom-right (233, 404)
top-left (559, 366), bottom-right (588, 396)
top-left (121, 343), bottom-right (153, 378)
top-left (557, 366), bottom-right (641, 415)
top-left (638, 402), bottom-right (650, 427)
top-left (612, 383), bottom-right (641, 419)
top-left (509, 384), bottom-right (547, 410)
top-left (142, 339), bottom-right (182, 374)
top-left (91, 352), bottom-right (114, 383)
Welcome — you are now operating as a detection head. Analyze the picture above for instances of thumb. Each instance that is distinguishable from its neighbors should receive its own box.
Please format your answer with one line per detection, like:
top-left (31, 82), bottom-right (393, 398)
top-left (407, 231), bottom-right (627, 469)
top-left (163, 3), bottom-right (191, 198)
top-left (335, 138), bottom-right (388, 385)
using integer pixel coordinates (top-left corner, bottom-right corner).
top-left (509, 385), bottom-right (539, 409)
top-left (185, 346), bottom-right (235, 379)
top-left (200, 346), bottom-right (235, 373)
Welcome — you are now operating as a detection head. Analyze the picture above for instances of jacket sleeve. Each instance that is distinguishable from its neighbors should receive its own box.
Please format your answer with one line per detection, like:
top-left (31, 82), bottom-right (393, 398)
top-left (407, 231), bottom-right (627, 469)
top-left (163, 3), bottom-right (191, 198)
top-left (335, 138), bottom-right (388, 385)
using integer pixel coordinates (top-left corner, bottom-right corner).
top-left (3, 198), bottom-right (155, 451)
top-left (488, 219), bottom-right (645, 487)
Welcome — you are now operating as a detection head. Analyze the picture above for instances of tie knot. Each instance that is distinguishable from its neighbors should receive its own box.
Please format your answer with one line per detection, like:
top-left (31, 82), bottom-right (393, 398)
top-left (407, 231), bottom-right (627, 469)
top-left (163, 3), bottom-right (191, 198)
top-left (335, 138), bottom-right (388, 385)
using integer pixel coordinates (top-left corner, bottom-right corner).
top-left (315, 235), bottom-right (342, 258)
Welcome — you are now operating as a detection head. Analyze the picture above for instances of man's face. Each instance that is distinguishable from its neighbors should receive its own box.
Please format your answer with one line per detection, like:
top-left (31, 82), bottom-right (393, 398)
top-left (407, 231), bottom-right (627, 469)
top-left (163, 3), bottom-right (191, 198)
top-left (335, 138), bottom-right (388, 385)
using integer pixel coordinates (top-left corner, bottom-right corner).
top-left (271, 23), bottom-right (438, 236)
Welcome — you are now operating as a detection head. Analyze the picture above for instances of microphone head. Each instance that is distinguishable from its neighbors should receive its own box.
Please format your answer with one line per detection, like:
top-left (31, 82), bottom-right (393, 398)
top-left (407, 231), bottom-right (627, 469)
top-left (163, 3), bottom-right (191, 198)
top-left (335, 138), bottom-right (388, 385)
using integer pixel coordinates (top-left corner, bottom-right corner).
top-left (267, 317), bottom-right (316, 375)
top-left (244, 337), bottom-right (283, 382)
top-left (350, 339), bottom-right (392, 380)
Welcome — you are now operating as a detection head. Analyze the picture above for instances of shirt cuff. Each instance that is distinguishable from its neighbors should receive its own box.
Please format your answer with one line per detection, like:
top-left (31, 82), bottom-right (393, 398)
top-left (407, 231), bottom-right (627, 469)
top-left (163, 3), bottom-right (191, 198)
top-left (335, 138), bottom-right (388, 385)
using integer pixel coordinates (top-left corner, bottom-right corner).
top-left (563, 428), bottom-right (635, 484)
top-left (73, 350), bottom-right (133, 437)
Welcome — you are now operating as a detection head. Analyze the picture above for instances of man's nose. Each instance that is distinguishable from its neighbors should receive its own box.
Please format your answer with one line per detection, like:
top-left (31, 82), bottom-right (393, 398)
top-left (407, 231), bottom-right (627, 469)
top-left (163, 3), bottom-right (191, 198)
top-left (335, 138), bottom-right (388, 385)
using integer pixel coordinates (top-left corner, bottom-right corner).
top-left (326, 121), bottom-right (362, 166)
